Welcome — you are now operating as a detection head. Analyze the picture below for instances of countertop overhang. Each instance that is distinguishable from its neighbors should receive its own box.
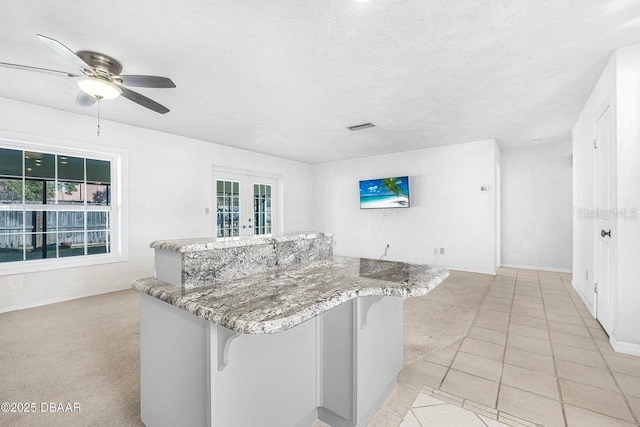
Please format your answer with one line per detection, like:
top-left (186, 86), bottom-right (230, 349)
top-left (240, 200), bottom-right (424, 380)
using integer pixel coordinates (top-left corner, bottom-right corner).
top-left (132, 255), bottom-right (449, 335)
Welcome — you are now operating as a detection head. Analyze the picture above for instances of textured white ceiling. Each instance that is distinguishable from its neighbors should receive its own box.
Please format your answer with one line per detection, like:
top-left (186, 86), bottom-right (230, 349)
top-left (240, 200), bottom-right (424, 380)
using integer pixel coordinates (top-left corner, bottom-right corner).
top-left (1, 0), bottom-right (640, 163)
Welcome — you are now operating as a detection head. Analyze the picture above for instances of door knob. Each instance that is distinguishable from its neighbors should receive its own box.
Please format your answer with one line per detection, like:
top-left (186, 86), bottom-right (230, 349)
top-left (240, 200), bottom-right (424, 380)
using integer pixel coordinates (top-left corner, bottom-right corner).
top-left (601, 229), bottom-right (611, 238)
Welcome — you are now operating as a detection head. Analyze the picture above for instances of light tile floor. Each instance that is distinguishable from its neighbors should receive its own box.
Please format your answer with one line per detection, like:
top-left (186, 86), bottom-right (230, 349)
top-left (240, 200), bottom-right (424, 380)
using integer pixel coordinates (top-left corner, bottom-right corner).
top-left (397, 268), bottom-right (640, 427)
top-left (401, 392), bottom-right (509, 427)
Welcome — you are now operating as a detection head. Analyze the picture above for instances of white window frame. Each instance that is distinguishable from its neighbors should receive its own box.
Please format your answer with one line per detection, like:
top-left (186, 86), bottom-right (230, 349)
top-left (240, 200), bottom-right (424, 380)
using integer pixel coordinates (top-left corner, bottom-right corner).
top-left (0, 134), bottom-right (128, 275)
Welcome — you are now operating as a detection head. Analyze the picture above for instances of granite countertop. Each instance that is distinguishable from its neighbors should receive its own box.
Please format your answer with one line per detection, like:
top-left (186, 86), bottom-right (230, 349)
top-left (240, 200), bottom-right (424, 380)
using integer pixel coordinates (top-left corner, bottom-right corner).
top-left (132, 255), bottom-right (449, 334)
top-left (150, 232), bottom-right (333, 253)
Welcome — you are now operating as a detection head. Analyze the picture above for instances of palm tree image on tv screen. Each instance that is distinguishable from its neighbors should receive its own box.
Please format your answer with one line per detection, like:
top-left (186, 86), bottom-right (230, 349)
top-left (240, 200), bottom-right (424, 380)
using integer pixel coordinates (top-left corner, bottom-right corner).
top-left (359, 176), bottom-right (410, 209)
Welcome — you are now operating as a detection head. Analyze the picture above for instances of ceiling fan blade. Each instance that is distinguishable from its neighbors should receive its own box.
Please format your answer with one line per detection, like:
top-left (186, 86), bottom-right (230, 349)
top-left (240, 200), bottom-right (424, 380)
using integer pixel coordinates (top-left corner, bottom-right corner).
top-left (0, 61), bottom-right (78, 77)
top-left (117, 75), bottom-right (176, 88)
top-left (36, 34), bottom-right (93, 72)
top-left (119, 86), bottom-right (170, 114)
top-left (76, 91), bottom-right (97, 107)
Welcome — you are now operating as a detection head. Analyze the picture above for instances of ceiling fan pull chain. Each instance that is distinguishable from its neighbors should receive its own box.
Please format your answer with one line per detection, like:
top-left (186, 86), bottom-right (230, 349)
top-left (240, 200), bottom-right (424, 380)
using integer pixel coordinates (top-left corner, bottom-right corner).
top-left (97, 97), bottom-right (101, 136)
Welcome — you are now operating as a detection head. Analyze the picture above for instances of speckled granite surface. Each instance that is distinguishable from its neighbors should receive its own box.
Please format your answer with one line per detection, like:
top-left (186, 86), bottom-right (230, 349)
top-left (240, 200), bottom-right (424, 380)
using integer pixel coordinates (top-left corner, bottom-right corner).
top-left (159, 232), bottom-right (334, 288)
top-left (132, 256), bottom-right (449, 335)
top-left (183, 243), bottom-right (277, 286)
top-left (151, 232), bottom-right (333, 253)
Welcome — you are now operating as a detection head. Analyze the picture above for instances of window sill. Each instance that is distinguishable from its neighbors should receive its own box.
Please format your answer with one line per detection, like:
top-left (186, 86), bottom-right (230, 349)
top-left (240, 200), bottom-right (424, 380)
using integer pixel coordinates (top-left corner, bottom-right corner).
top-left (0, 253), bottom-right (129, 276)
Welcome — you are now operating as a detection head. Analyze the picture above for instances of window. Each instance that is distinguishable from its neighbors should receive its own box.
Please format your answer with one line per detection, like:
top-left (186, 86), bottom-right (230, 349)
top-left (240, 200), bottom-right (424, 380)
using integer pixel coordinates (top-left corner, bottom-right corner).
top-left (0, 145), bottom-right (117, 267)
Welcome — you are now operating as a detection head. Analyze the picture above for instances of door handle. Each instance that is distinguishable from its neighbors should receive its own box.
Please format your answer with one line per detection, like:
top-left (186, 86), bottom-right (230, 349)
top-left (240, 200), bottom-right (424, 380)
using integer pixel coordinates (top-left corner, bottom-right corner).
top-left (601, 229), bottom-right (611, 238)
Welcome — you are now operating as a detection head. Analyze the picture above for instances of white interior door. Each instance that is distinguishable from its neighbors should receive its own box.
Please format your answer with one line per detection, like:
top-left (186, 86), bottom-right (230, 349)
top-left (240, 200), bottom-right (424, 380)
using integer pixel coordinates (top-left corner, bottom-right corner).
top-left (214, 171), bottom-right (277, 239)
top-left (594, 104), bottom-right (614, 334)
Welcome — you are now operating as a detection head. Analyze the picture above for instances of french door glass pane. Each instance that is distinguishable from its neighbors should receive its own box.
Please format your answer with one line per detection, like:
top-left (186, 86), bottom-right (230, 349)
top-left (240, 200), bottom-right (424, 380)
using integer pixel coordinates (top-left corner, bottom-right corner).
top-left (216, 179), bottom-right (240, 239)
top-left (253, 183), bottom-right (272, 236)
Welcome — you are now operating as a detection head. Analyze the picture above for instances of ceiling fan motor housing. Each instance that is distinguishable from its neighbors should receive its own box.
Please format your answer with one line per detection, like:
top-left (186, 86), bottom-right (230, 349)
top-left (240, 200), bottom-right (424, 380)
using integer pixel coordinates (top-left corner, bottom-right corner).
top-left (76, 50), bottom-right (123, 77)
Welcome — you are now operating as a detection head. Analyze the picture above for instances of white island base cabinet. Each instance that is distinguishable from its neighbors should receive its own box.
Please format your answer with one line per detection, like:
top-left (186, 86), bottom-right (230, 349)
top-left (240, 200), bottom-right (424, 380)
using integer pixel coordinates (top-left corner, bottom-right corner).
top-left (140, 293), bottom-right (403, 427)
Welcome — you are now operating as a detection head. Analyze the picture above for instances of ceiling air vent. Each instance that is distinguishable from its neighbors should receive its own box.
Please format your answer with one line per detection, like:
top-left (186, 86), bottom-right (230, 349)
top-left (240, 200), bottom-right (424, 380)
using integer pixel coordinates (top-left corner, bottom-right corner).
top-left (347, 122), bottom-right (376, 131)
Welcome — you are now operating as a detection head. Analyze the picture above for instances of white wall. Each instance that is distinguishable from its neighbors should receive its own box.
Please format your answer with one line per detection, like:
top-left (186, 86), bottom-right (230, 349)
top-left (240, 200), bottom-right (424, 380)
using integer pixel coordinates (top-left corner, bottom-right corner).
top-left (313, 139), bottom-right (499, 274)
top-left (614, 45), bottom-right (640, 353)
top-left (573, 44), bottom-right (640, 354)
top-left (501, 143), bottom-right (573, 271)
top-left (0, 98), bottom-right (314, 312)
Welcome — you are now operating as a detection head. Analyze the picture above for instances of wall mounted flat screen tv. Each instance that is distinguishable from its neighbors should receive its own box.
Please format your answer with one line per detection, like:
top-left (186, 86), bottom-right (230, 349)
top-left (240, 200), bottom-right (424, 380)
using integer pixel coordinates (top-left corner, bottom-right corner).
top-left (359, 176), bottom-right (410, 209)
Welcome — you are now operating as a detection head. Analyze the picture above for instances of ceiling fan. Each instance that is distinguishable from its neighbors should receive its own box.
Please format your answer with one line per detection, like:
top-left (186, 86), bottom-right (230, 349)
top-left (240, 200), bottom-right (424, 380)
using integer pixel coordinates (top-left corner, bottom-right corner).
top-left (0, 34), bottom-right (175, 114)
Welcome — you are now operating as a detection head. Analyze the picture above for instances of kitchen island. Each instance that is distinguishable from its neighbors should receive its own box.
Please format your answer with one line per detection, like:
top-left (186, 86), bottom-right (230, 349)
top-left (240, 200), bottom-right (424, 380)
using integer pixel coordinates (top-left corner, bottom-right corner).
top-left (132, 233), bottom-right (448, 427)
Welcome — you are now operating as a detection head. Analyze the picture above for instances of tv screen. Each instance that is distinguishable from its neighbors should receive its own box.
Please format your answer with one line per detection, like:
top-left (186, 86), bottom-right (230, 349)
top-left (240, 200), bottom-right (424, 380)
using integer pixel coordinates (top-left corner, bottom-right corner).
top-left (359, 176), bottom-right (410, 209)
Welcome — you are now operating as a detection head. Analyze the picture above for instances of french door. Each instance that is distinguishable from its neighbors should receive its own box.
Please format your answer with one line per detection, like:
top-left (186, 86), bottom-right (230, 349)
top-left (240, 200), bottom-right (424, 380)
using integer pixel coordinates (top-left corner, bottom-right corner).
top-left (213, 171), bottom-right (277, 239)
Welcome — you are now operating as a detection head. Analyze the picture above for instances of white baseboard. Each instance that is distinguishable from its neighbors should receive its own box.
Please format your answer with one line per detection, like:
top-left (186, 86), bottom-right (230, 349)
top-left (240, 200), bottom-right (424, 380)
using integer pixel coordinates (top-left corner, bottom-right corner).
top-left (500, 263), bottom-right (572, 273)
top-left (0, 284), bottom-right (132, 314)
top-left (611, 337), bottom-right (640, 357)
top-left (571, 279), bottom-right (596, 317)
top-left (446, 267), bottom-right (497, 276)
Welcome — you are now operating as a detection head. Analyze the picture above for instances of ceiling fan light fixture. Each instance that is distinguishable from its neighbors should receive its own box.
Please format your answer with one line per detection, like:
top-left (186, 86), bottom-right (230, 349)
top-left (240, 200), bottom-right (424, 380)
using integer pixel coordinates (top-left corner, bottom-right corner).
top-left (75, 76), bottom-right (122, 100)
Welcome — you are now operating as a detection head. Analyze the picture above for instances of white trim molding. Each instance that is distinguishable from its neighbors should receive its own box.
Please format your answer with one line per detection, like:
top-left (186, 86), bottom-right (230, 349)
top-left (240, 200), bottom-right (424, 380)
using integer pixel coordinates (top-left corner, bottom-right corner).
top-left (572, 279), bottom-right (596, 317)
top-left (501, 263), bottom-right (572, 273)
top-left (0, 284), bottom-right (131, 314)
top-left (610, 334), bottom-right (640, 357)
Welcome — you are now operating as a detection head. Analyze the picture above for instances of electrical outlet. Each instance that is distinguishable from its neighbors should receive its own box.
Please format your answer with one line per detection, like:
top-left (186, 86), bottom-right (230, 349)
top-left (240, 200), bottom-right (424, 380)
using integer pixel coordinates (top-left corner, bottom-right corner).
top-left (586, 270), bottom-right (588, 281)
top-left (205, 207), bottom-right (210, 215)
top-left (440, 248), bottom-right (445, 255)
top-left (434, 248), bottom-right (439, 255)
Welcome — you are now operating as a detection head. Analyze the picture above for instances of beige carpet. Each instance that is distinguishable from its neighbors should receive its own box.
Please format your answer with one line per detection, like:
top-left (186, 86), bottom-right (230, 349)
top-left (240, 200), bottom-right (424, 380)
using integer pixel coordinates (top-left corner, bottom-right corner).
top-left (0, 271), bottom-right (491, 427)
top-left (0, 290), bottom-right (143, 427)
